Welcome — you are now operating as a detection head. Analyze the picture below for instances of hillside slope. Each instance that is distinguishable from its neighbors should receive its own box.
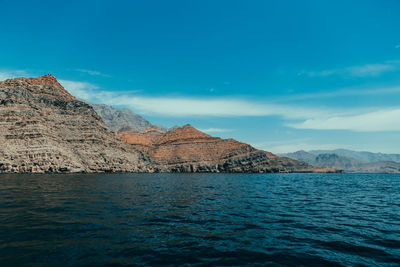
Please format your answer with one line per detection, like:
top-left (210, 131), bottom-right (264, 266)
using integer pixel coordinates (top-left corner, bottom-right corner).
top-left (118, 125), bottom-right (335, 173)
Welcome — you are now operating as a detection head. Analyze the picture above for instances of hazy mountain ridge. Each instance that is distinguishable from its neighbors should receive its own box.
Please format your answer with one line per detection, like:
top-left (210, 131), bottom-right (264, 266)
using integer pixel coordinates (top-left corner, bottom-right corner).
top-left (282, 150), bottom-right (400, 173)
top-left (309, 149), bottom-right (400, 163)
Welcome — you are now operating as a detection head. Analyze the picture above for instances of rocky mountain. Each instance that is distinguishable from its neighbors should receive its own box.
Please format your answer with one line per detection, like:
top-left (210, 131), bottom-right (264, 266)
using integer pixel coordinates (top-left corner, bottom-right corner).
top-left (117, 125), bottom-right (336, 173)
top-left (309, 149), bottom-right (400, 163)
top-left (0, 74), bottom-right (338, 174)
top-left (0, 74), bottom-right (150, 173)
top-left (90, 103), bottom-right (154, 133)
top-left (282, 150), bottom-right (400, 173)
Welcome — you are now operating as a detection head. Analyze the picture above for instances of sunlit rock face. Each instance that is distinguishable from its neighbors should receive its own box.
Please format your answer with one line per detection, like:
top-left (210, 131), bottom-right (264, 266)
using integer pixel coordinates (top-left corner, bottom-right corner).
top-left (0, 75), bottom-right (150, 173)
top-left (118, 124), bottom-right (321, 173)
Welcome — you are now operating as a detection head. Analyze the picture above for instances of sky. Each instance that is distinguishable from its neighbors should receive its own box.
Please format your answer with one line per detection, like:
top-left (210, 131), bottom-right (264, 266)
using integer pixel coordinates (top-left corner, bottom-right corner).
top-left (1, 0), bottom-right (400, 153)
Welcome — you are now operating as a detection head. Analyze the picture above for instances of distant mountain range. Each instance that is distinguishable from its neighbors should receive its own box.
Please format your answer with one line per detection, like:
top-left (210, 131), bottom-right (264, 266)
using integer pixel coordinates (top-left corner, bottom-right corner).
top-left (309, 149), bottom-right (400, 163)
top-left (281, 150), bottom-right (400, 173)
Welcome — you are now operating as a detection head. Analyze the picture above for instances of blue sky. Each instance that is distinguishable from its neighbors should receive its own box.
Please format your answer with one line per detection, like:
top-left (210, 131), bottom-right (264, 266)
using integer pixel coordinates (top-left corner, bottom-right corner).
top-left (1, 0), bottom-right (400, 153)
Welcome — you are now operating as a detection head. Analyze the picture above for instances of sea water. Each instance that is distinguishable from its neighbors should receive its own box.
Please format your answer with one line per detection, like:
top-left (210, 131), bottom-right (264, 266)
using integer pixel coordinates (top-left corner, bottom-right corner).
top-left (0, 173), bottom-right (399, 266)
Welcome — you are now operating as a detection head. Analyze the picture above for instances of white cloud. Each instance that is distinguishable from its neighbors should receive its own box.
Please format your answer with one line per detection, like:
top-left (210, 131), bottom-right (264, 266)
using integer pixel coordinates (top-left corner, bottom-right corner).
top-left (0, 70), bottom-right (29, 81)
top-left (60, 80), bottom-right (333, 118)
top-left (256, 141), bottom-right (350, 154)
top-left (60, 79), bottom-right (400, 133)
top-left (96, 95), bottom-right (340, 119)
top-left (282, 86), bottom-right (400, 101)
top-left (59, 80), bottom-right (99, 100)
top-left (300, 60), bottom-right (400, 78)
top-left (346, 63), bottom-right (396, 77)
top-left (289, 108), bottom-right (400, 132)
top-left (75, 69), bottom-right (110, 77)
top-left (199, 128), bottom-right (234, 133)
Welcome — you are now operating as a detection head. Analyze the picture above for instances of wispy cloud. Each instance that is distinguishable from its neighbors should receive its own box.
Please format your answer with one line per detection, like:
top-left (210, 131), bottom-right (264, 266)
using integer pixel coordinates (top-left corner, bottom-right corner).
top-left (299, 60), bottom-right (400, 78)
top-left (0, 69), bottom-right (29, 80)
top-left (59, 80), bottom-right (99, 100)
top-left (253, 139), bottom-right (353, 154)
top-left (282, 86), bottom-right (400, 101)
top-left (91, 94), bottom-right (339, 119)
top-left (60, 79), bottom-right (400, 133)
top-left (289, 108), bottom-right (400, 132)
top-left (199, 128), bottom-right (234, 133)
top-left (60, 79), bottom-right (339, 118)
top-left (75, 69), bottom-right (110, 77)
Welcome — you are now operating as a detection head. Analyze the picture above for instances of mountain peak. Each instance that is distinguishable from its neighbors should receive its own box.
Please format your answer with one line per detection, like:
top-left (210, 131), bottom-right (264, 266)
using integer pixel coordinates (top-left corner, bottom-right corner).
top-left (172, 124), bottom-right (210, 137)
top-left (0, 74), bottom-right (75, 99)
top-left (26, 74), bottom-right (65, 90)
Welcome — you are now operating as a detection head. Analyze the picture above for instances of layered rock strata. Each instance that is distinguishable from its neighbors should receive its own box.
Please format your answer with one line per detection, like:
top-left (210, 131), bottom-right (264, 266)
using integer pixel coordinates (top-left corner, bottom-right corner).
top-left (118, 125), bottom-right (329, 173)
top-left (0, 75), bottom-right (150, 173)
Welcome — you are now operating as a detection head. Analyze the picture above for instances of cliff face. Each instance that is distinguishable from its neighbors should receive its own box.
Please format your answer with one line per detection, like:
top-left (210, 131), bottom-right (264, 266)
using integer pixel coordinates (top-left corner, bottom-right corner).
top-left (0, 75), bottom-right (150, 173)
top-left (90, 103), bottom-right (154, 133)
top-left (118, 125), bottom-right (321, 173)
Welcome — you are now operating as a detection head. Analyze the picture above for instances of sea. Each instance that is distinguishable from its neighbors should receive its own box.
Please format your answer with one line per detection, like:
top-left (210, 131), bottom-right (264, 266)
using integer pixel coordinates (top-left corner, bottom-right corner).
top-left (0, 173), bottom-right (399, 266)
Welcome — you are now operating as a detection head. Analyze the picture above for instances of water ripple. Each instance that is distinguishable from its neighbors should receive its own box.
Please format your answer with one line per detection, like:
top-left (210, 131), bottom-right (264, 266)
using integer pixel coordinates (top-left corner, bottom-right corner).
top-left (0, 173), bottom-right (399, 266)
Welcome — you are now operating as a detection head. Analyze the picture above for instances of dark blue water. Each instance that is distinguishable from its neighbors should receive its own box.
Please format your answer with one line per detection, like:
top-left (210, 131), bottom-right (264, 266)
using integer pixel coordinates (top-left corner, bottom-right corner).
top-left (0, 173), bottom-right (399, 266)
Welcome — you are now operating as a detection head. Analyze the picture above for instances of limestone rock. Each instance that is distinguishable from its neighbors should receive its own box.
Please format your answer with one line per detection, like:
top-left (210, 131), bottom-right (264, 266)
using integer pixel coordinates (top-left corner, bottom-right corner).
top-left (0, 74), bottom-right (150, 173)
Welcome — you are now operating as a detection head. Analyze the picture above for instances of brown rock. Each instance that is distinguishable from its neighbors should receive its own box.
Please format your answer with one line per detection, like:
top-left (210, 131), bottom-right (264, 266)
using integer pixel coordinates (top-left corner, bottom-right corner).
top-left (118, 124), bottom-right (318, 173)
top-left (0, 75), bottom-right (150, 173)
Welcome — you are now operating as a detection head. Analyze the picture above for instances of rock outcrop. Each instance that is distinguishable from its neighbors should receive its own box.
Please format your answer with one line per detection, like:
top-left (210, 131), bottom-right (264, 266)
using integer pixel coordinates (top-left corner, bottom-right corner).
top-left (118, 125), bottom-right (331, 173)
top-left (90, 103), bottom-right (154, 133)
top-left (0, 74), bottom-right (150, 173)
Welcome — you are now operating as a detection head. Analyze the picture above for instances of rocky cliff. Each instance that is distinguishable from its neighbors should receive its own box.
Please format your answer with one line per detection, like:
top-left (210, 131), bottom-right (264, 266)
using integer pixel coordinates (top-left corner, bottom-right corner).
top-left (118, 125), bottom-right (332, 173)
top-left (0, 74), bottom-right (150, 173)
top-left (90, 103), bottom-right (154, 133)
top-left (0, 74), bottom-right (338, 174)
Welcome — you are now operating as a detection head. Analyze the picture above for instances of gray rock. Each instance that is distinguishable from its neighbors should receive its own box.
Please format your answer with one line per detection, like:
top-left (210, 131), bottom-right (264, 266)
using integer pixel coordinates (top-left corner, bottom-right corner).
top-left (90, 103), bottom-right (153, 133)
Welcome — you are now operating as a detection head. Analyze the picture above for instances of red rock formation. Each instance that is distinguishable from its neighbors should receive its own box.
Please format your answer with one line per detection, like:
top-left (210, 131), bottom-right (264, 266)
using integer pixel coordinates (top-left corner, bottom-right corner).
top-left (118, 124), bottom-right (318, 173)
